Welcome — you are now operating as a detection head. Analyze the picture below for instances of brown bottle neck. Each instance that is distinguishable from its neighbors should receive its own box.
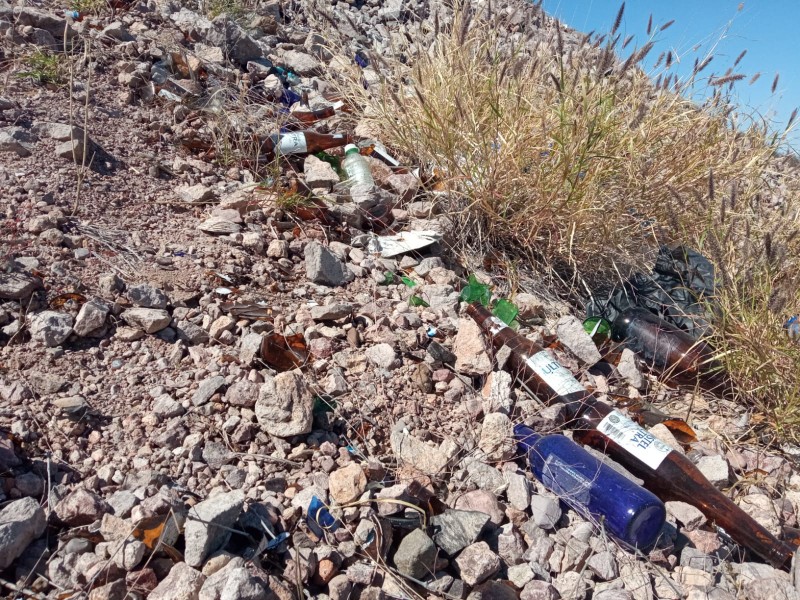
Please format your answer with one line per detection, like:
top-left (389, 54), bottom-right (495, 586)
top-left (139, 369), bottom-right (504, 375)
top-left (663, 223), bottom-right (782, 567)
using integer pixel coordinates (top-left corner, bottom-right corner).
top-left (466, 303), bottom-right (601, 423)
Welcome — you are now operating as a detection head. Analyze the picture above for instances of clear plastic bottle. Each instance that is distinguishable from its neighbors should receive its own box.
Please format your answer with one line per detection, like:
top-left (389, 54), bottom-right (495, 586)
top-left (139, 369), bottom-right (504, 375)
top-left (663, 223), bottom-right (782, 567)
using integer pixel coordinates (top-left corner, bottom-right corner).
top-left (342, 144), bottom-right (375, 187)
top-left (515, 424), bottom-right (666, 550)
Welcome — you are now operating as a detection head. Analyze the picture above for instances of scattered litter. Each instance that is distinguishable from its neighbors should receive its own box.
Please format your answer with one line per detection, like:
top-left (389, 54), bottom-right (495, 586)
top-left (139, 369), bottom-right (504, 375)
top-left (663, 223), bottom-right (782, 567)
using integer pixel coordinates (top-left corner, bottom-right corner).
top-left (492, 298), bottom-right (518, 326)
top-left (587, 245), bottom-right (716, 338)
top-left (354, 51), bottom-right (369, 68)
top-left (49, 292), bottom-right (87, 310)
top-left (459, 273), bottom-right (491, 306)
top-left (785, 315), bottom-right (799, 341)
top-left (306, 496), bottom-right (340, 538)
top-left (360, 230), bottom-right (442, 258)
top-left (260, 332), bottom-right (308, 371)
top-left (358, 139), bottom-right (401, 168)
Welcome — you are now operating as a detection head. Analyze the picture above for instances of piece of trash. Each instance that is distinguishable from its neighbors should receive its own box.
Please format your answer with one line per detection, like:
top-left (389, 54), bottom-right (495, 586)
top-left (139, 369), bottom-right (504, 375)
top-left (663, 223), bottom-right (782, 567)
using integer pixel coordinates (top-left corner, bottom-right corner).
top-left (409, 295), bottom-right (429, 308)
top-left (354, 50), bottom-right (369, 68)
top-left (313, 396), bottom-right (336, 415)
top-left (265, 531), bottom-right (290, 550)
top-left (426, 325), bottom-right (438, 338)
top-left (49, 292), bottom-right (87, 310)
top-left (357, 139), bottom-right (401, 168)
top-left (273, 66), bottom-right (302, 87)
top-left (401, 275), bottom-right (417, 288)
top-left (280, 88), bottom-right (302, 106)
top-left (220, 302), bottom-right (273, 320)
top-left (158, 88), bottom-right (183, 103)
top-left (784, 315), bottom-right (800, 341)
top-left (214, 287), bottom-right (233, 296)
top-left (583, 316), bottom-right (611, 340)
top-left (260, 332), bottom-right (308, 371)
top-left (492, 299), bottom-right (519, 326)
top-left (587, 245), bottom-right (716, 339)
top-left (342, 143), bottom-right (375, 187)
top-left (365, 230), bottom-right (442, 258)
top-left (459, 273), bottom-right (491, 306)
top-left (306, 496), bottom-right (340, 538)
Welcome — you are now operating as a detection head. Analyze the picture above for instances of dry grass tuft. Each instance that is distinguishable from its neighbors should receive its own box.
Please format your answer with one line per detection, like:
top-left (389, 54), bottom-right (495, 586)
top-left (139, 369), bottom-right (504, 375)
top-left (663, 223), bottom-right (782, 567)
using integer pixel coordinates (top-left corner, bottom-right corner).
top-left (321, 2), bottom-right (800, 439)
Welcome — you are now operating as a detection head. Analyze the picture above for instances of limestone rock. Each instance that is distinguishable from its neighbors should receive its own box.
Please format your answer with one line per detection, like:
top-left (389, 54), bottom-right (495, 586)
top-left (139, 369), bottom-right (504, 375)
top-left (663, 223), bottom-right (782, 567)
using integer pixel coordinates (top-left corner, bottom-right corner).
top-left (305, 242), bottom-right (353, 286)
top-left (453, 317), bottom-right (492, 375)
top-left (28, 310), bottom-right (73, 346)
top-left (255, 371), bottom-right (313, 437)
top-left (0, 497), bottom-right (47, 570)
top-left (328, 463), bottom-right (367, 504)
top-left (184, 491), bottom-right (245, 568)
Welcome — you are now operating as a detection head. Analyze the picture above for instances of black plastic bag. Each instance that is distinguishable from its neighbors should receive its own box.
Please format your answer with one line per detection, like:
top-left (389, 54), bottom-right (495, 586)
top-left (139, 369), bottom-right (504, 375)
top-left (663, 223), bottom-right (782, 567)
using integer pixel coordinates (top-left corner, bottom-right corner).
top-left (587, 245), bottom-right (716, 339)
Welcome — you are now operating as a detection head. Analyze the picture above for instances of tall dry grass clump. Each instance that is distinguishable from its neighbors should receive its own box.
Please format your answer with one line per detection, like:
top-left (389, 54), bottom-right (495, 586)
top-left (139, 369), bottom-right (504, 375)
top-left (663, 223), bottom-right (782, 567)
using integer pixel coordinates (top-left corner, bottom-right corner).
top-left (323, 1), bottom-right (800, 438)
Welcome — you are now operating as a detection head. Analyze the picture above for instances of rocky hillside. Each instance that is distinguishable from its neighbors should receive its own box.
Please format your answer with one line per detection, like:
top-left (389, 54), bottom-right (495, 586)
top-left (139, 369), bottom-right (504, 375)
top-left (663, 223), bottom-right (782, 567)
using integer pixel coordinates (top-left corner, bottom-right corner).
top-left (2, 0), bottom-right (800, 599)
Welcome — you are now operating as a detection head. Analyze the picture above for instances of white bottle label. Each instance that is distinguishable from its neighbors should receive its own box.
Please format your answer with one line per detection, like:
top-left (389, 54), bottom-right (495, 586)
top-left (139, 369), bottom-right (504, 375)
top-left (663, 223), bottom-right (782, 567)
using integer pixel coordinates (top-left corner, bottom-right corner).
top-left (274, 132), bottom-right (307, 155)
top-left (542, 453), bottom-right (591, 507)
top-left (487, 315), bottom-right (506, 335)
top-left (526, 350), bottom-right (585, 396)
top-left (596, 410), bottom-right (672, 470)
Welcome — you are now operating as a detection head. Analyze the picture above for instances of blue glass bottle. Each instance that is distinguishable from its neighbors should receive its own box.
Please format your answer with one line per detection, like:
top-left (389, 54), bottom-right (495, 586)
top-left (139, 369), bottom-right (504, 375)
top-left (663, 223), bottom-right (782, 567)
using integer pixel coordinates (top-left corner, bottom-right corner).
top-left (515, 424), bottom-right (666, 550)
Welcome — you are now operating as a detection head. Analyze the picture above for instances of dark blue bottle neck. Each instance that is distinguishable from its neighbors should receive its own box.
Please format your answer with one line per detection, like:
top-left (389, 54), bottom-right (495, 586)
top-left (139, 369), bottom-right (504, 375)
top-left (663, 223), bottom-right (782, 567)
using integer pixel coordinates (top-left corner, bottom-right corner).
top-left (514, 424), bottom-right (542, 454)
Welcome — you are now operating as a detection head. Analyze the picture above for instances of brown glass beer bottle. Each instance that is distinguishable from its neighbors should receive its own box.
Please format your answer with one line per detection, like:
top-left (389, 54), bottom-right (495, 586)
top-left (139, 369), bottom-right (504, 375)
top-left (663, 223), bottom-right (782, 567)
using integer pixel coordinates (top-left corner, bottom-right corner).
top-left (289, 101), bottom-right (348, 125)
top-left (610, 308), bottom-right (726, 390)
top-left (467, 303), bottom-right (795, 569)
top-left (258, 131), bottom-right (351, 159)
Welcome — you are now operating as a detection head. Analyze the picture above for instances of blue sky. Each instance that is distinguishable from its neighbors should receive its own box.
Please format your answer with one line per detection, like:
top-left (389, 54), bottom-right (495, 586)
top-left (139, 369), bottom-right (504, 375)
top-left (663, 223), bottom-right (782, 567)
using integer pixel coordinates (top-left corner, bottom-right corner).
top-left (541, 1), bottom-right (799, 148)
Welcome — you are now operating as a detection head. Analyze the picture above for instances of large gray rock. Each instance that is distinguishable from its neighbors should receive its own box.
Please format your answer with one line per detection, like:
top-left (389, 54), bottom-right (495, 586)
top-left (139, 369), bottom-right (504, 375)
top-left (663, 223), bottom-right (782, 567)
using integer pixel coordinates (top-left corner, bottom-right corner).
top-left (453, 317), bottom-right (492, 375)
top-left (365, 343), bottom-right (397, 370)
top-left (696, 454), bottom-right (731, 488)
top-left (149, 561), bottom-right (206, 600)
top-left (223, 379), bottom-right (260, 408)
top-left (0, 273), bottom-right (41, 299)
top-left (555, 315), bottom-right (602, 366)
top-left (121, 307), bottom-right (171, 333)
top-left (392, 528), bottom-right (436, 579)
top-left (12, 7), bottom-right (75, 39)
top-left (304, 155), bottom-right (340, 190)
top-left (207, 16), bottom-right (262, 66)
top-left (0, 497), bottom-right (47, 570)
top-left (0, 127), bottom-right (35, 157)
top-left (177, 319), bottom-right (210, 344)
top-left (310, 302), bottom-right (353, 321)
top-left (455, 541), bottom-right (501, 586)
top-left (74, 300), bottom-right (109, 336)
top-left (127, 283), bottom-right (169, 309)
top-left (529, 494), bottom-right (562, 529)
top-left (55, 138), bottom-right (88, 163)
top-left (478, 412), bottom-right (515, 461)
top-left (255, 371), bottom-right (313, 437)
top-left (305, 242), bottom-right (353, 286)
top-left (200, 563), bottom-right (268, 600)
top-left (192, 375), bottom-right (227, 407)
top-left (430, 509), bottom-right (490, 556)
top-left (390, 424), bottom-right (448, 475)
top-left (184, 491), bottom-right (245, 568)
top-left (280, 50), bottom-right (321, 76)
top-left (54, 488), bottom-right (111, 526)
top-left (28, 310), bottom-right (73, 346)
